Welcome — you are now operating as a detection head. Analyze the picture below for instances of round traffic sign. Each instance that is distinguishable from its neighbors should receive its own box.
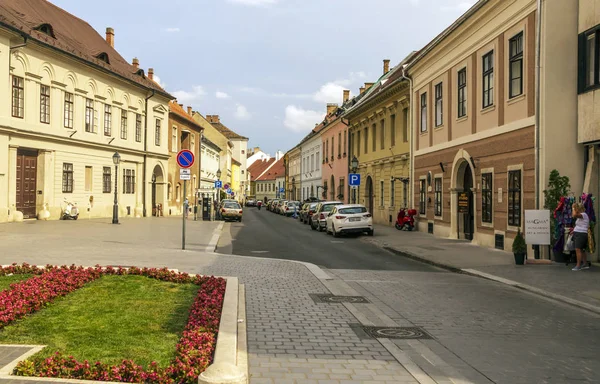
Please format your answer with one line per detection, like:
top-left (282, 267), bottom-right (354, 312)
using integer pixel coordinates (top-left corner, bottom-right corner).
top-left (177, 150), bottom-right (195, 168)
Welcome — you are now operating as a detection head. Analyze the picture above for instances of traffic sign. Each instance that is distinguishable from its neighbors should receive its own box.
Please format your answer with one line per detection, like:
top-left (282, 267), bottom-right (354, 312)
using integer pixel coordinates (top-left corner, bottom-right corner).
top-left (176, 150), bottom-right (195, 168)
top-left (279, 188), bottom-right (285, 193)
top-left (349, 173), bottom-right (361, 186)
top-left (224, 183), bottom-right (230, 190)
top-left (226, 188), bottom-right (232, 194)
top-left (180, 168), bottom-right (191, 180)
top-left (215, 180), bottom-right (223, 188)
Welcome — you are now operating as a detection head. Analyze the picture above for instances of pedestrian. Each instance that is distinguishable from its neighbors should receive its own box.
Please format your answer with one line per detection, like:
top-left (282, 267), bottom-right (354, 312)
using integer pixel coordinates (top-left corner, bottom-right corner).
top-left (571, 202), bottom-right (590, 271)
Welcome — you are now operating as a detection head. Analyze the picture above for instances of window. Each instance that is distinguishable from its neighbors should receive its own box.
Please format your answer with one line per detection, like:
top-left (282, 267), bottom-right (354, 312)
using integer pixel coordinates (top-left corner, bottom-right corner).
top-left (482, 51), bottom-right (494, 108)
top-left (172, 127), bottom-right (178, 152)
top-left (85, 166), bottom-right (93, 192)
top-left (135, 114), bottom-right (142, 142)
top-left (582, 31), bottom-right (597, 89)
top-left (419, 179), bottom-right (426, 214)
top-left (103, 167), bottom-right (111, 193)
top-left (372, 124), bottom-right (377, 152)
top-left (357, 130), bottom-right (361, 156)
top-left (338, 132), bottom-right (342, 157)
top-left (420, 93), bottom-right (427, 132)
top-left (434, 83), bottom-right (443, 127)
top-left (64, 92), bottom-right (74, 128)
top-left (390, 179), bottom-right (395, 207)
top-left (331, 137), bottom-right (334, 160)
top-left (403, 180), bottom-right (408, 208)
top-left (457, 68), bottom-right (467, 118)
top-left (482, 173), bottom-right (493, 223)
top-left (380, 119), bottom-right (385, 150)
top-left (120, 109), bottom-right (128, 140)
top-left (434, 178), bottom-right (442, 216)
top-left (508, 170), bottom-right (521, 226)
top-left (123, 169), bottom-right (136, 194)
top-left (364, 128), bottom-right (368, 154)
top-left (339, 178), bottom-right (345, 199)
top-left (402, 108), bottom-right (408, 142)
top-left (12, 76), bottom-right (24, 118)
top-left (315, 152), bottom-right (320, 170)
top-left (390, 114), bottom-right (396, 147)
top-left (509, 33), bottom-right (524, 98)
top-left (191, 134), bottom-right (195, 151)
top-left (62, 163), bottom-right (73, 193)
top-left (40, 84), bottom-right (50, 124)
top-left (380, 181), bottom-right (384, 206)
top-left (85, 98), bottom-right (94, 132)
top-left (325, 139), bottom-right (329, 160)
top-left (104, 104), bottom-right (112, 136)
top-left (155, 119), bottom-right (161, 146)
top-left (343, 130), bottom-right (347, 156)
top-left (311, 154), bottom-right (314, 171)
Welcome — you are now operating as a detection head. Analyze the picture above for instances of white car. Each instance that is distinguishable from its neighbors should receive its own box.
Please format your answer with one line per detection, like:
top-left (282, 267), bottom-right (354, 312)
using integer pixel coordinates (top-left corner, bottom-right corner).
top-left (325, 204), bottom-right (373, 237)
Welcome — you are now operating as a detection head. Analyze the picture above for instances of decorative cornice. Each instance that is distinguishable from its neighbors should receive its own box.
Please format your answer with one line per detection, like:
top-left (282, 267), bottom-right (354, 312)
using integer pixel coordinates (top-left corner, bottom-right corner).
top-left (74, 88), bottom-right (88, 95)
top-left (51, 80), bottom-right (67, 88)
top-left (25, 72), bottom-right (42, 80)
top-left (94, 95), bottom-right (106, 101)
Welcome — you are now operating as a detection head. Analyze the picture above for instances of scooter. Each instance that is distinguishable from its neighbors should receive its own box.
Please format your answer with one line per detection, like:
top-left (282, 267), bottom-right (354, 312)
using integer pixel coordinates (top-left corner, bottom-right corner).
top-left (257, 201), bottom-right (262, 210)
top-left (62, 198), bottom-right (79, 220)
top-left (395, 208), bottom-right (416, 231)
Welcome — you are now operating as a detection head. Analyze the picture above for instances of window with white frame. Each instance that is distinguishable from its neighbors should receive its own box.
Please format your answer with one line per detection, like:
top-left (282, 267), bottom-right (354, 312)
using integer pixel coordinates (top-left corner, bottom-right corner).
top-left (482, 51), bottom-right (494, 108)
top-left (457, 68), bottom-right (467, 118)
top-left (155, 119), bottom-right (161, 146)
top-left (434, 177), bottom-right (442, 216)
top-left (508, 170), bottom-right (521, 226)
top-left (380, 180), bottom-right (384, 206)
top-left (12, 76), bottom-right (24, 118)
top-left (420, 93), bottom-right (427, 132)
top-left (509, 32), bottom-right (524, 98)
top-left (64, 92), bottom-right (74, 128)
top-left (120, 109), bottom-right (127, 140)
top-left (40, 84), bottom-right (50, 124)
top-left (434, 83), bottom-right (443, 127)
top-left (135, 114), bottom-right (142, 142)
top-left (104, 104), bottom-right (112, 136)
top-left (172, 126), bottom-right (178, 152)
top-left (482, 172), bottom-right (493, 223)
top-left (419, 179), bottom-right (426, 214)
top-left (390, 180), bottom-right (395, 207)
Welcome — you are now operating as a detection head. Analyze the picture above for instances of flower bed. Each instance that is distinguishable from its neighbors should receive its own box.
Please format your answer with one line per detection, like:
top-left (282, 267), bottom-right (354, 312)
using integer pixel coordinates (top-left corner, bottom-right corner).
top-left (0, 264), bottom-right (226, 384)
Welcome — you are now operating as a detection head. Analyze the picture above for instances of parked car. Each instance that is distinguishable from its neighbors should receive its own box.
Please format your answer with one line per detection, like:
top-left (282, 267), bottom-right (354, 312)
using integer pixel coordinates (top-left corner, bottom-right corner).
top-left (282, 201), bottom-right (301, 216)
top-left (310, 201), bottom-right (343, 231)
top-left (300, 202), bottom-right (318, 225)
top-left (275, 200), bottom-right (287, 214)
top-left (325, 204), bottom-right (373, 237)
top-left (267, 199), bottom-right (278, 212)
top-left (220, 201), bottom-right (243, 222)
top-left (245, 198), bottom-right (257, 207)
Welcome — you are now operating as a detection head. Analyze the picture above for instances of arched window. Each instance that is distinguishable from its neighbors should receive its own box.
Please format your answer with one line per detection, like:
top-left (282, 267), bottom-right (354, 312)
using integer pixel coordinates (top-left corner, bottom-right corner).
top-left (95, 52), bottom-right (110, 64)
top-left (35, 23), bottom-right (56, 38)
top-left (176, 183), bottom-right (181, 202)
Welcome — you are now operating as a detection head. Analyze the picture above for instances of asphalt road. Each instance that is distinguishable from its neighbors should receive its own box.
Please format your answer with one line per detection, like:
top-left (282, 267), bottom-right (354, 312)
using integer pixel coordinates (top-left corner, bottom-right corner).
top-left (227, 206), bottom-right (439, 271)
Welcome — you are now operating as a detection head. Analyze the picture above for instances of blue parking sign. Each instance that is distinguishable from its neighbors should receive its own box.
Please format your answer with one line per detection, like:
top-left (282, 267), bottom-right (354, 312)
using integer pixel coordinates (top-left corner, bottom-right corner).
top-left (279, 188), bottom-right (285, 193)
top-left (215, 181), bottom-right (222, 188)
top-left (349, 173), bottom-right (361, 186)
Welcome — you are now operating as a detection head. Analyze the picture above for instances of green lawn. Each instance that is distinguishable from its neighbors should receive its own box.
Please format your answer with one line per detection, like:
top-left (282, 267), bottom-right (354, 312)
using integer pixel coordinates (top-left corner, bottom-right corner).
top-left (0, 275), bottom-right (199, 368)
top-left (0, 274), bottom-right (32, 291)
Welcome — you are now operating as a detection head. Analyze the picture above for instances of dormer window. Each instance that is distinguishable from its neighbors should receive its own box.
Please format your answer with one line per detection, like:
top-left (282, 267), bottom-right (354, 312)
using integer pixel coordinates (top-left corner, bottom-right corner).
top-left (35, 23), bottom-right (55, 38)
top-left (96, 52), bottom-right (110, 64)
top-left (136, 69), bottom-right (145, 77)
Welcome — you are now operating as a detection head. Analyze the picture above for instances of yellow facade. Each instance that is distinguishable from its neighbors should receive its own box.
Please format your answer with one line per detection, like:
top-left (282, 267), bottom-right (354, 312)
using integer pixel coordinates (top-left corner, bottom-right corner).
top-left (231, 161), bottom-right (240, 200)
top-left (191, 112), bottom-right (232, 185)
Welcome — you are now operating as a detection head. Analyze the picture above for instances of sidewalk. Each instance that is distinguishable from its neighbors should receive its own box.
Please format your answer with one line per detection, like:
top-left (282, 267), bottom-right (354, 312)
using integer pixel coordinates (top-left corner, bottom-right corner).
top-left (365, 224), bottom-right (600, 314)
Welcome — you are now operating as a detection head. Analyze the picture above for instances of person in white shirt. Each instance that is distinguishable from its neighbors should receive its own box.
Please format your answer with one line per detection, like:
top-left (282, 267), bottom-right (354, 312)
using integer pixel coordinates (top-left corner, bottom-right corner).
top-left (571, 203), bottom-right (590, 271)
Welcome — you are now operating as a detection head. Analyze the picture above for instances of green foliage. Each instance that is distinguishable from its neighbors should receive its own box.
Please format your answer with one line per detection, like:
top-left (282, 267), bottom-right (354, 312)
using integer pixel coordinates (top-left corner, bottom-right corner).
top-left (512, 229), bottom-right (527, 254)
top-left (219, 190), bottom-right (227, 200)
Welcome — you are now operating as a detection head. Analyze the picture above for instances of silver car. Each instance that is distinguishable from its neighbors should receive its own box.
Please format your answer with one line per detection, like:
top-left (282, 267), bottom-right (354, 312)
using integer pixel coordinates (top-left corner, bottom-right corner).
top-left (310, 201), bottom-right (343, 231)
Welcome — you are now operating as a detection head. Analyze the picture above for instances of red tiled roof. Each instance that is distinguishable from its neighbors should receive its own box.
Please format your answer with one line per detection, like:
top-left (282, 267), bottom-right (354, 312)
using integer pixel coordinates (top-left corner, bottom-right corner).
top-left (205, 115), bottom-right (248, 140)
top-left (0, 0), bottom-right (170, 97)
top-left (169, 102), bottom-right (203, 130)
top-left (256, 158), bottom-right (284, 181)
top-left (248, 158), bottom-right (275, 182)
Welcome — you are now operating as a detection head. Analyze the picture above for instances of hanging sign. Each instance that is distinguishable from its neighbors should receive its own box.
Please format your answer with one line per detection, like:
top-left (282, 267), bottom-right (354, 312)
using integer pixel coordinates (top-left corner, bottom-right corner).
top-left (524, 210), bottom-right (551, 245)
top-left (458, 192), bottom-right (470, 214)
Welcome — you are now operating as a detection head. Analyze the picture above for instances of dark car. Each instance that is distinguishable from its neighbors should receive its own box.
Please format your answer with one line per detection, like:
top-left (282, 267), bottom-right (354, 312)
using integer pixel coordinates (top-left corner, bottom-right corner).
top-left (299, 202), bottom-right (318, 225)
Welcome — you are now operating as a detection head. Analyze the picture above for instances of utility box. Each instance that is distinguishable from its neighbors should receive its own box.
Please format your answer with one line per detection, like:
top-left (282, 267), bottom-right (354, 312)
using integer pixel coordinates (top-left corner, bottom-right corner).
top-left (202, 197), bottom-right (212, 221)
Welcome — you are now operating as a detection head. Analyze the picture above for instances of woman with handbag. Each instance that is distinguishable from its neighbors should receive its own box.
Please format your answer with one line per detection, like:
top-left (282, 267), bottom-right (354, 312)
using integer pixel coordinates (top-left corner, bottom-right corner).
top-left (571, 203), bottom-right (590, 271)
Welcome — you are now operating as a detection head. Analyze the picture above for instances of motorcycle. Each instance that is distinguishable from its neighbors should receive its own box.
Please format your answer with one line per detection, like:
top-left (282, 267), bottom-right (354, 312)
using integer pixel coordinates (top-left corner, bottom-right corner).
top-left (257, 201), bottom-right (262, 210)
top-left (62, 198), bottom-right (79, 220)
top-left (395, 208), bottom-right (416, 231)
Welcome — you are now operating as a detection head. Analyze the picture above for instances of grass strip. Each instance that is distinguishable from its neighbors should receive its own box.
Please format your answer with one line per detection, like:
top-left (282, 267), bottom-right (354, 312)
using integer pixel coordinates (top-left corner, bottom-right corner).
top-left (0, 275), bottom-right (199, 368)
top-left (0, 274), bottom-right (32, 291)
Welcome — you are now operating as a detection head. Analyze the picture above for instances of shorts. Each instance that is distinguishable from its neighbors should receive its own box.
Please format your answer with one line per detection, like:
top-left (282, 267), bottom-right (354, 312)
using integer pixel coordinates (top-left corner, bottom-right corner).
top-left (572, 231), bottom-right (588, 250)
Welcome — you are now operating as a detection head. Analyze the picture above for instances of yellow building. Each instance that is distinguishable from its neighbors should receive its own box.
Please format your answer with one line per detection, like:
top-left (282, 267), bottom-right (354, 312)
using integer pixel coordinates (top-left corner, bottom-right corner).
top-left (191, 112), bottom-right (232, 187)
top-left (231, 159), bottom-right (241, 201)
top-left (345, 59), bottom-right (412, 226)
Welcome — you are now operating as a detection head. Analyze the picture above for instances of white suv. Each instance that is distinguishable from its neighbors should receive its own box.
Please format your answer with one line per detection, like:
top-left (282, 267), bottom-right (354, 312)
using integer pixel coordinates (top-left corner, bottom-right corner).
top-left (325, 204), bottom-right (373, 237)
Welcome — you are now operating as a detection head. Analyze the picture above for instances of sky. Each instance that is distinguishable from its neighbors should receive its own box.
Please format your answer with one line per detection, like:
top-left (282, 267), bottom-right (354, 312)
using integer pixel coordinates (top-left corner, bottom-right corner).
top-left (52, 0), bottom-right (476, 156)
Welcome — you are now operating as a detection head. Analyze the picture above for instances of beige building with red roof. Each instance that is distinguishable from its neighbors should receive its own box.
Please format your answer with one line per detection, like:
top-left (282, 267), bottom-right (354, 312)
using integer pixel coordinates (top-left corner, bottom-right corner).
top-left (0, 0), bottom-right (173, 222)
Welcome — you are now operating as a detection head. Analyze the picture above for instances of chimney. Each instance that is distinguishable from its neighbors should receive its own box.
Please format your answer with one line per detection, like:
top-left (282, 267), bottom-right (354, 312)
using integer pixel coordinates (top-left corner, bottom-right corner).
top-left (383, 59), bottom-right (390, 74)
top-left (148, 68), bottom-right (154, 81)
top-left (187, 106), bottom-right (192, 116)
top-left (105, 27), bottom-right (114, 48)
top-left (359, 86), bottom-right (365, 94)
top-left (178, 103), bottom-right (183, 108)
top-left (208, 115), bottom-right (220, 123)
top-left (343, 89), bottom-right (350, 103)
top-left (132, 57), bottom-right (139, 70)
top-left (327, 103), bottom-right (338, 115)
top-left (365, 82), bottom-right (375, 90)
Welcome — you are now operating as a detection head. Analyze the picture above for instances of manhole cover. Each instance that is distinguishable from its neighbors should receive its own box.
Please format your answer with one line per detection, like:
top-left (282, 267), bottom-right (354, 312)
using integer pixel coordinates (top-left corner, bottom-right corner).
top-left (310, 294), bottom-right (370, 304)
top-left (360, 326), bottom-right (432, 339)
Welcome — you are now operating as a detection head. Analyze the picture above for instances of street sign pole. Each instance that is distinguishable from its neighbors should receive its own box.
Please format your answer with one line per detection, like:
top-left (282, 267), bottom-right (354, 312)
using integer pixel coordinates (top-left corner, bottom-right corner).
top-left (176, 150), bottom-right (195, 251)
top-left (182, 179), bottom-right (186, 250)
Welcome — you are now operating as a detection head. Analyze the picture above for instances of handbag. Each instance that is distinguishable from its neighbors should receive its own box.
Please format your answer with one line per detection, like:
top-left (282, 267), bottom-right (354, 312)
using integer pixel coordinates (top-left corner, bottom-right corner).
top-left (565, 232), bottom-right (576, 252)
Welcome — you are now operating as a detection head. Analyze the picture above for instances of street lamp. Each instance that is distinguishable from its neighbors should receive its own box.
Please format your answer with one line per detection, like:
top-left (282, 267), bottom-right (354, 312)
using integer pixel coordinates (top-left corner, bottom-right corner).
top-left (351, 156), bottom-right (358, 204)
top-left (112, 151), bottom-right (121, 224)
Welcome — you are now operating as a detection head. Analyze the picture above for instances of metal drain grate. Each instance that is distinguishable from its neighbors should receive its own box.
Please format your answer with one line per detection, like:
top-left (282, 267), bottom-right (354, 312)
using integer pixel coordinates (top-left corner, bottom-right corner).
top-left (360, 326), bottom-right (433, 339)
top-left (309, 294), bottom-right (370, 304)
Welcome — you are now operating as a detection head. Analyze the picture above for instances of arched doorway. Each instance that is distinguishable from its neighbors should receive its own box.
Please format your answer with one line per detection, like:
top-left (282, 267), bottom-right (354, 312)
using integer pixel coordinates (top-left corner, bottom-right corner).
top-left (151, 164), bottom-right (165, 216)
top-left (366, 176), bottom-right (374, 213)
top-left (330, 175), bottom-right (335, 201)
top-left (456, 162), bottom-right (474, 240)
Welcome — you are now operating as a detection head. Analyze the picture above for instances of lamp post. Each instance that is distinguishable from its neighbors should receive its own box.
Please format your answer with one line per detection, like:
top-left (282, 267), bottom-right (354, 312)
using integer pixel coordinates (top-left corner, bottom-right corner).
top-left (112, 151), bottom-right (121, 224)
top-left (216, 169), bottom-right (222, 220)
top-left (351, 155), bottom-right (358, 204)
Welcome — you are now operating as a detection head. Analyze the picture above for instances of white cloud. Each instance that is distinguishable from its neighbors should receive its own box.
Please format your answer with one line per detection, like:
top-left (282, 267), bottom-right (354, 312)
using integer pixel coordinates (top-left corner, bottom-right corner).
top-left (314, 82), bottom-right (346, 104)
top-left (440, 1), bottom-right (477, 12)
top-left (153, 74), bottom-right (166, 88)
top-left (227, 0), bottom-right (278, 6)
top-left (172, 86), bottom-right (206, 104)
top-left (164, 27), bottom-right (180, 33)
top-left (235, 104), bottom-right (251, 120)
top-left (216, 91), bottom-right (231, 99)
top-left (284, 105), bottom-right (325, 133)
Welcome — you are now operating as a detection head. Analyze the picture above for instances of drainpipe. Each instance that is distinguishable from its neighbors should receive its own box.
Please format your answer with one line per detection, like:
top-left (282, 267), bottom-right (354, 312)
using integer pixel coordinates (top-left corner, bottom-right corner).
top-left (143, 90), bottom-right (156, 217)
top-left (9, 34), bottom-right (28, 50)
top-left (535, 0), bottom-right (542, 210)
top-left (401, 65), bottom-right (414, 209)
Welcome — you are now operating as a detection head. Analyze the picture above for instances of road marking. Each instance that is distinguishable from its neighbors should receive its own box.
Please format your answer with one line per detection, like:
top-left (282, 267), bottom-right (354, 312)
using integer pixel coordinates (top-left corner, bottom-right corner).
top-left (251, 251), bottom-right (269, 254)
top-left (205, 221), bottom-right (225, 253)
top-left (330, 240), bottom-right (344, 244)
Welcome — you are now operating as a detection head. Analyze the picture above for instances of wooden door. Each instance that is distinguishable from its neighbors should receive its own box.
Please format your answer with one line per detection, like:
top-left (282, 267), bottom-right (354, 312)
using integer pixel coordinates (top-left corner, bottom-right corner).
top-left (16, 150), bottom-right (38, 219)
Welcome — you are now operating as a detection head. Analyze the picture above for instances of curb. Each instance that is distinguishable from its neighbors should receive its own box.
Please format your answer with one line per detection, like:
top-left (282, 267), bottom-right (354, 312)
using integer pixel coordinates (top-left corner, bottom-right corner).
top-left (381, 245), bottom-right (600, 315)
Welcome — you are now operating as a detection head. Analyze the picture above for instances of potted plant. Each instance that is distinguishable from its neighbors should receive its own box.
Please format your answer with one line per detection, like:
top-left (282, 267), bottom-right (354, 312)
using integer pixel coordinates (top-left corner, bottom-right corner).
top-left (512, 229), bottom-right (527, 265)
top-left (543, 170), bottom-right (571, 262)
